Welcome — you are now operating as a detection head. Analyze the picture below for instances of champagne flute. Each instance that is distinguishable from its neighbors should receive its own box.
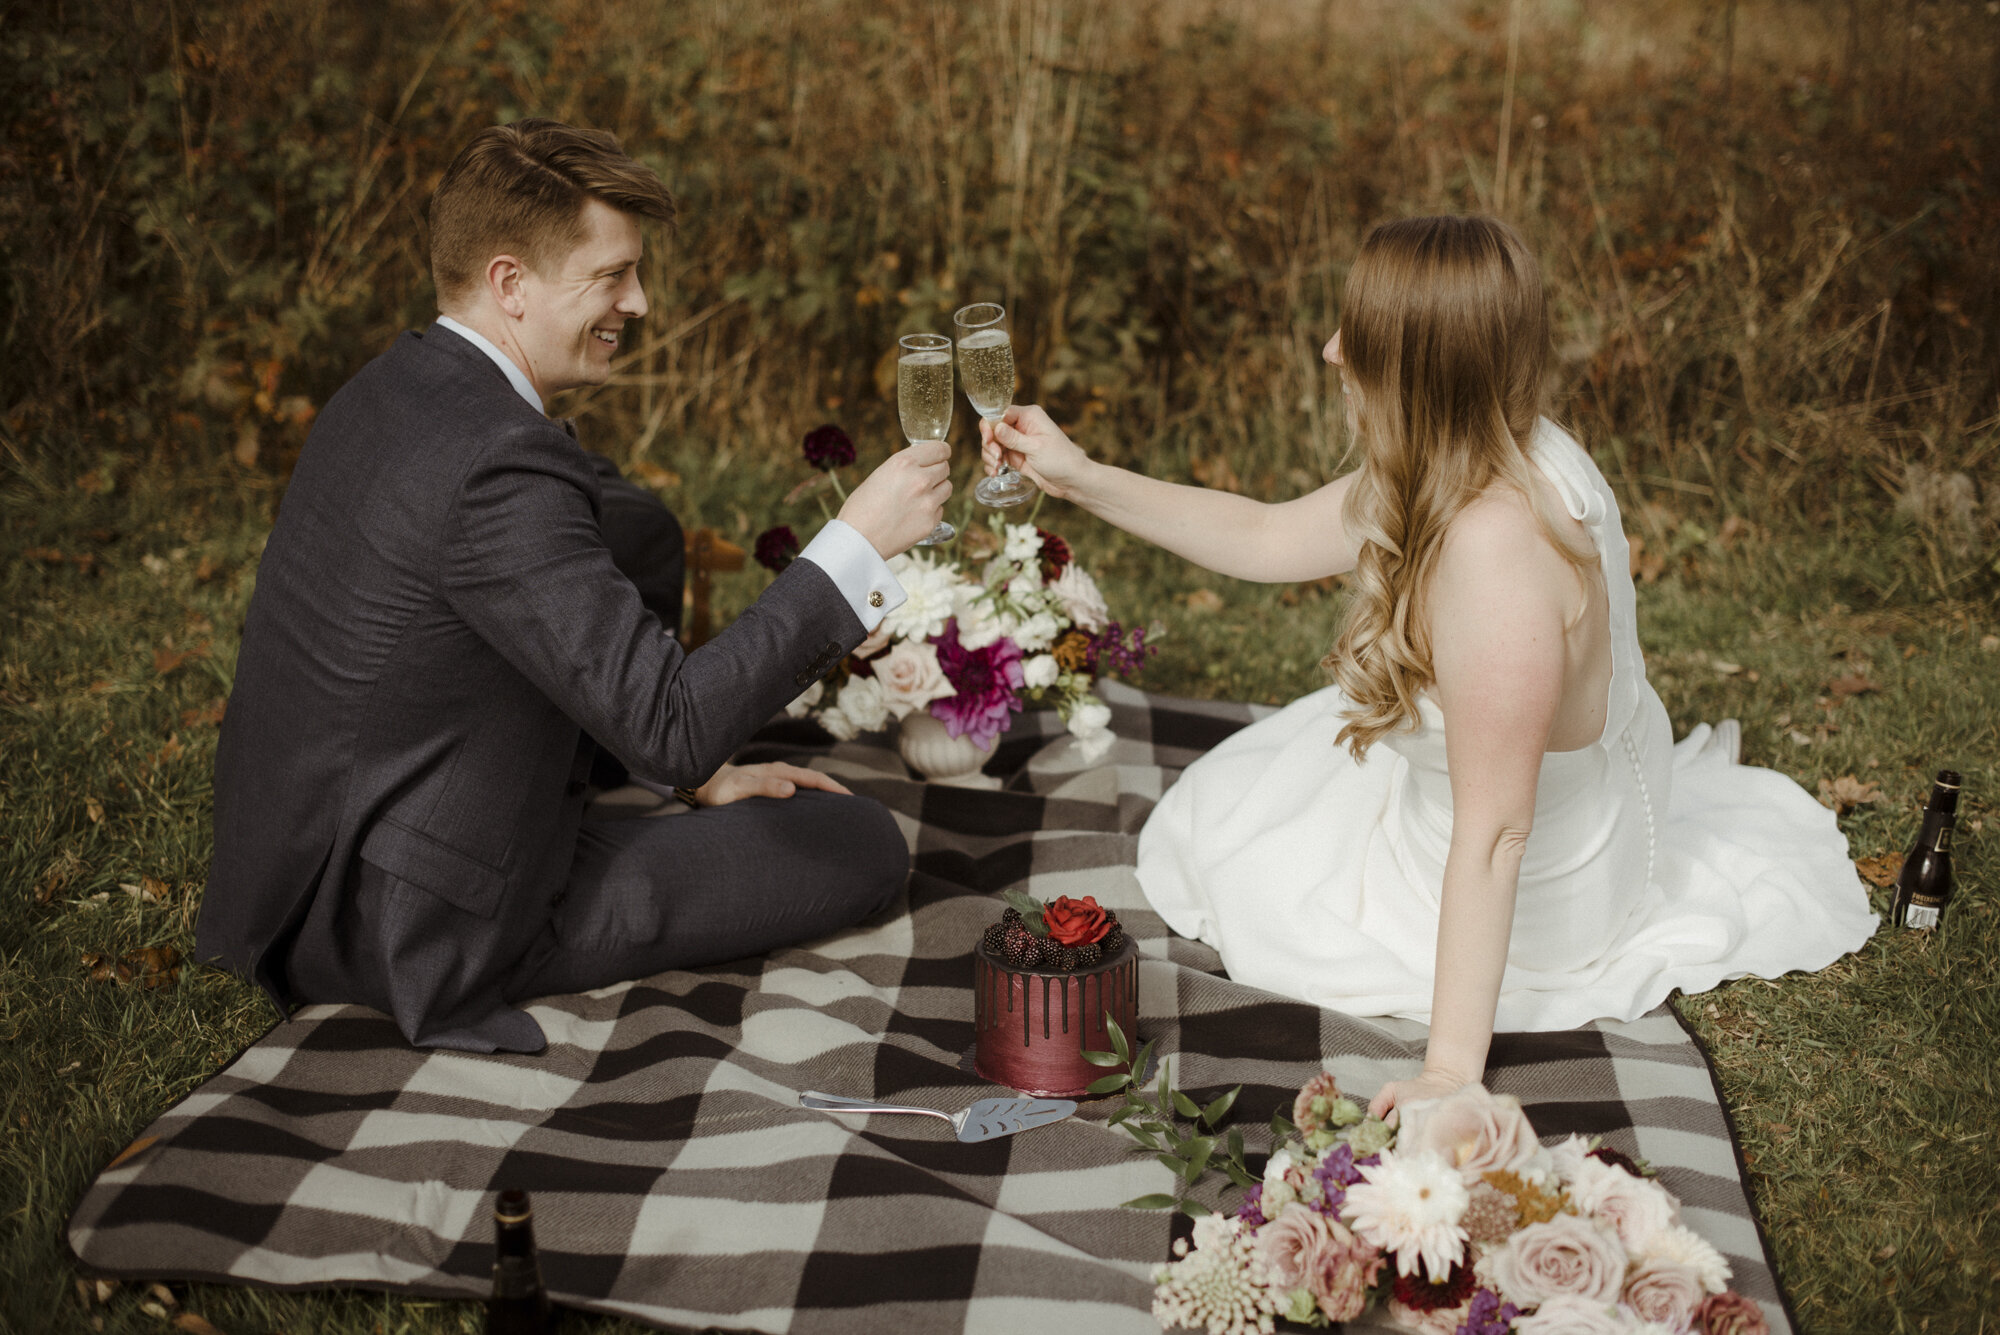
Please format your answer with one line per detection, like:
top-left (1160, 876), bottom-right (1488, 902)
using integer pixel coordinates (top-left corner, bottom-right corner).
top-left (896, 332), bottom-right (957, 545)
top-left (953, 302), bottom-right (1037, 508)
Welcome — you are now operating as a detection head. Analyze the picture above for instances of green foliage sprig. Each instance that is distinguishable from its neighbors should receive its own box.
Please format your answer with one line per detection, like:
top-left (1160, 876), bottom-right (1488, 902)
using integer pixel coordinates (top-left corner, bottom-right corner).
top-left (1082, 1016), bottom-right (1255, 1216)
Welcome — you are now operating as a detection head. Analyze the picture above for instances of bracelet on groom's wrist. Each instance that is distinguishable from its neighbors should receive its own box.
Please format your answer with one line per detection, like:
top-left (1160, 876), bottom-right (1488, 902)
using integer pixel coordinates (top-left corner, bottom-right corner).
top-left (673, 786), bottom-right (702, 809)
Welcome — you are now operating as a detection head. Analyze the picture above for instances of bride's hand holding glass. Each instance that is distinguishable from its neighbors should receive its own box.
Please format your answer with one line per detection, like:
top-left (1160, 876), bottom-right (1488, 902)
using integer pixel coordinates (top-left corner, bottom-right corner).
top-left (979, 404), bottom-right (1093, 502)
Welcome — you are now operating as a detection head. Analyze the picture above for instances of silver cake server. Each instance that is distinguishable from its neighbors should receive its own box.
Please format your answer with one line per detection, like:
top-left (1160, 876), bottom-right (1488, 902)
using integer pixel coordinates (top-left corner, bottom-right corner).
top-left (799, 1090), bottom-right (1076, 1142)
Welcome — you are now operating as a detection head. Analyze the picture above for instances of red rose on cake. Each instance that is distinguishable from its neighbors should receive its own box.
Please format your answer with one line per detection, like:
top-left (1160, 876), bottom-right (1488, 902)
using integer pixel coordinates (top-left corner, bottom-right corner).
top-left (1043, 895), bottom-right (1110, 946)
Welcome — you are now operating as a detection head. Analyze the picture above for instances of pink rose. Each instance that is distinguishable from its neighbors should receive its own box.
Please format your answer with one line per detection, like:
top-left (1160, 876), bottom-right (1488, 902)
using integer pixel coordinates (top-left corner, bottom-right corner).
top-left (1253, 1203), bottom-right (1325, 1289)
top-left (1568, 1156), bottom-right (1680, 1253)
top-left (1511, 1295), bottom-right (1632, 1335)
top-left (1399, 1083), bottom-right (1545, 1182)
top-left (1483, 1214), bottom-right (1628, 1307)
top-left (1624, 1259), bottom-right (1707, 1331)
top-left (1698, 1290), bottom-right (1771, 1335)
top-left (872, 639), bottom-right (955, 720)
top-left (1307, 1219), bottom-right (1381, 1322)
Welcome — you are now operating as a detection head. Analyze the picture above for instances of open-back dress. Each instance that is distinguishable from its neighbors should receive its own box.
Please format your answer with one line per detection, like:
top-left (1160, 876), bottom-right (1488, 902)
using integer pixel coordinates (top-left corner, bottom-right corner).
top-left (1135, 421), bottom-right (1878, 1031)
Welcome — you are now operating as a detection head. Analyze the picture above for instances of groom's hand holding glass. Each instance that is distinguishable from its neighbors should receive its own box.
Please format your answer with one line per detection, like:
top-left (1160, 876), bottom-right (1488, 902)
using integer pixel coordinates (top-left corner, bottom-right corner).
top-left (837, 438), bottom-right (953, 559)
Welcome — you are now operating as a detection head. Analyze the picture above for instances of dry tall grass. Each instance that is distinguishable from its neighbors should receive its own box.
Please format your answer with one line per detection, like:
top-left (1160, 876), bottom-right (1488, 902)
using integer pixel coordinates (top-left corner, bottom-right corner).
top-left (6, 0), bottom-right (1996, 590)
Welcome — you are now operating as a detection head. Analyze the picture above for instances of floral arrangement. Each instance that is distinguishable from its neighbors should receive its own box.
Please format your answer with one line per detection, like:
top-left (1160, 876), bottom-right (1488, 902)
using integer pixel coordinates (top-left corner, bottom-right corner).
top-left (756, 423), bottom-right (1156, 758)
top-left (981, 887), bottom-right (1125, 971)
top-left (1149, 1077), bottom-right (1771, 1335)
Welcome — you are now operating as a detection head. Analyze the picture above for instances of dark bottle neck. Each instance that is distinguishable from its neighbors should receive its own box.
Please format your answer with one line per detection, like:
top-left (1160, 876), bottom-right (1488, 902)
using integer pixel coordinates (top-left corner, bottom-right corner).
top-left (495, 1215), bottom-right (537, 1260)
top-left (1925, 773), bottom-right (1961, 816)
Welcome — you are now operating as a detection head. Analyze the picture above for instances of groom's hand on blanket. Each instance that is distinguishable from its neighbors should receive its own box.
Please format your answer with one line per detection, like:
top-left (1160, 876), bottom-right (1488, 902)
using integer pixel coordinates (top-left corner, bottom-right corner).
top-left (982, 405), bottom-right (1090, 500)
top-left (695, 762), bottom-right (853, 806)
top-left (1369, 1068), bottom-right (1479, 1123)
top-left (839, 438), bottom-right (952, 557)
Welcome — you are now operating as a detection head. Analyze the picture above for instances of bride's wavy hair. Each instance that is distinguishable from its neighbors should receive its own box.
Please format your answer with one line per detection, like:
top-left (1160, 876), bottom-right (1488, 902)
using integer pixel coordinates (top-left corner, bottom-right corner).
top-left (1324, 215), bottom-right (1592, 758)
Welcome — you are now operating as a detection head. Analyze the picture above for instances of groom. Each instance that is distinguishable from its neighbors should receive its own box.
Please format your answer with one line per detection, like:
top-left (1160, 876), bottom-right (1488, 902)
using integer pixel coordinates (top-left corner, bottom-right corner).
top-left (196, 119), bottom-right (948, 1052)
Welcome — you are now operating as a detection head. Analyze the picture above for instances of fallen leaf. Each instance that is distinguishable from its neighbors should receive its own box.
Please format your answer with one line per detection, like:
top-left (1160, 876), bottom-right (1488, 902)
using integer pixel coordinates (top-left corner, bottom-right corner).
top-left (34, 849), bottom-right (85, 906)
top-left (1710, 658), bottom-right (1743, 675)
top-left (193, 555), bottom-right (220, 582)
top-left (85, 798), bottom-right (105, 824)
top-left (23, 547), bottom-right (68, 565)
top-left (1982, 635), bottom-right (1998, 653)
top-left (1788, 729), bottom-right (1814, 747)
top-left (173, 1315), bottom-right (226, 1335)
top-left (233, 419), bottom-right (261, 469)
top-left (1183, 589), bottom-right (1225, 614)
top-left (147, 1284), bottom-right (178, 1308)
top-left (1856, 852), bottom-right (1904, 888)
top-left (1764, 1122), bottom-right (1793, 1135)
top-left (1717, 515), bottom-right (1753, 546)
top-left (141, 1302), bottom-right (170, 1320)
top-left (124, 944), bottom-right (183, 990)
top-left (1826, 674), bottom-right (1880, 698)
top-left (151, 735), bottom-right (185, 766)
top-left (181, 699), bottom-right (227, 728)
top-left (104, 1137), bottom-right (157, 1171)
top-left (1876, 1244), bottom-right (1897, 1261)
top-left (1818, 774), bottom-right (1884, 815)
top-left (93, 1278), bottom-right (119, 1303)
top-left (154, 647), bottom-right (191, 675)
top-left (140, 553), bottom-right (169, 576)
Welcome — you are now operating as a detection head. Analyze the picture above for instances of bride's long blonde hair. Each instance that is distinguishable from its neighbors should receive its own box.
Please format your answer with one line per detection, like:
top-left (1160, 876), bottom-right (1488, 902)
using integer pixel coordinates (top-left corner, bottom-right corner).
top-left (1324, 215), bottom-right (1593, 758)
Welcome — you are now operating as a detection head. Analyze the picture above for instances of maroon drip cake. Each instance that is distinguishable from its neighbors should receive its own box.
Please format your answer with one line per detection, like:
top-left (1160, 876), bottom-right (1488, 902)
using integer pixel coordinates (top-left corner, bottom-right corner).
top-left (973, 896), bottom-right (1138, 1099)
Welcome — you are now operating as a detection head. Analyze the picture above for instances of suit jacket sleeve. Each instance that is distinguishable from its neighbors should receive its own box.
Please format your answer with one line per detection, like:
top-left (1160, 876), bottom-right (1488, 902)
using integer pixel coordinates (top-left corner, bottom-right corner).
top-left (442, 428), bottom-right (860, 786)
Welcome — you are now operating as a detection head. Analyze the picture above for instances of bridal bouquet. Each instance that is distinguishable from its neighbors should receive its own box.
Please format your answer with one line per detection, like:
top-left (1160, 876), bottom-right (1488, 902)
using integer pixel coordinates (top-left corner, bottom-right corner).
top-left (756, 425), bottom-right (1154, 759)
top-left (1151, 1077), bottom-right (1770, 1335)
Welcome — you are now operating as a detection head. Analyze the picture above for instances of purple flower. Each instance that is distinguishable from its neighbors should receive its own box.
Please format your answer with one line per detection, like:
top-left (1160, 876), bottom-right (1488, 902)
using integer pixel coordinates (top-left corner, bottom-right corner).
top-left (1454, 1287), bottom-right (1521, 1335)
top-left (802, 423), bottom-right (856, 470)
top-left (1234, 1182), bottom-right (1268, 1231)
top-left (754, 525), bottom-right (800, 572)
top-left (1091, 621), bottom-right (1155, 678)
top-left (1312, 1143), bottom-right (1362, 1215)
top-left (929, 619), bottom-right (1024, 749)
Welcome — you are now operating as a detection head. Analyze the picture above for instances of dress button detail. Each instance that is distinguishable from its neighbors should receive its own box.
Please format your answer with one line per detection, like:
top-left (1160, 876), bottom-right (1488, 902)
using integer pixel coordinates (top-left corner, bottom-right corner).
top-left (868, 590), bottom-right (884, 608)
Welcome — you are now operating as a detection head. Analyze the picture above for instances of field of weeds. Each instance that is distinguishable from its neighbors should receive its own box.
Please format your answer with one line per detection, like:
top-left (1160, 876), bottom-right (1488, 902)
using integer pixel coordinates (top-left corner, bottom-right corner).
top-left (3, 1), bottom-right (1997, 1331)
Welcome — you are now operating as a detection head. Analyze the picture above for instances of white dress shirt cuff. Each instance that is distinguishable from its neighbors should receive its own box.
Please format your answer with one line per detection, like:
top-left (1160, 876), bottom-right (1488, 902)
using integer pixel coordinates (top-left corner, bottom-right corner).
top-left (797, 519), bottom-right (907, 632)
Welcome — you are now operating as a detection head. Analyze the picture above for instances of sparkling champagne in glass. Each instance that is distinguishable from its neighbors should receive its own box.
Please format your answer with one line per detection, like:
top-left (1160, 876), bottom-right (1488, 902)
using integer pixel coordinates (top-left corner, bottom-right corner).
top-left (896, 332), bottom-right (956, 546)
top-left (953, 303), bottom-right (1037, 508)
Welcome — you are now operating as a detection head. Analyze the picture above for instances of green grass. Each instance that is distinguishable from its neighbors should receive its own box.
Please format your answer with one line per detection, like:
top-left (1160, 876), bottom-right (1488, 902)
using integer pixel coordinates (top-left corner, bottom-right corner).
top-left (4, 435), bottom-right (1995, 1334)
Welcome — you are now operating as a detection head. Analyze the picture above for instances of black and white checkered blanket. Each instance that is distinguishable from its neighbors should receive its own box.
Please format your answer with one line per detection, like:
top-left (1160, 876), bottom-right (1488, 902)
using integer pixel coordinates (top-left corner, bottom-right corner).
top-left (69, 683), bottom-right (1794, 1333)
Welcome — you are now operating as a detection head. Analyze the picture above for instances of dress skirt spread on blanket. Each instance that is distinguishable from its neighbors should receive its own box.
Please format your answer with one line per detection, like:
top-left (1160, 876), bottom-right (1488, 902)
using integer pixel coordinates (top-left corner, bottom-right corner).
top-left (1135, 422), bottom-right (1879, 1032)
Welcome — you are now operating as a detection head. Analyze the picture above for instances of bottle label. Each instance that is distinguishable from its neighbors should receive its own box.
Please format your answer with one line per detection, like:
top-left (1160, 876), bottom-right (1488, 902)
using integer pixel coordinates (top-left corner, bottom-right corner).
top-left (1904, 904), bottom-right (1940, 930)
top-left (1934, 828), bottom-right (1952, 854)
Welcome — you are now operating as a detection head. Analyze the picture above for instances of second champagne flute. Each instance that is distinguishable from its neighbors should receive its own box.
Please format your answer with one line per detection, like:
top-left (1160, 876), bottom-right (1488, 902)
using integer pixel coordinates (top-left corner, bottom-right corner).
top-left (896, 332), bottom-right (956, 546)
top-left (953, 302), bottom-right (1037, 508)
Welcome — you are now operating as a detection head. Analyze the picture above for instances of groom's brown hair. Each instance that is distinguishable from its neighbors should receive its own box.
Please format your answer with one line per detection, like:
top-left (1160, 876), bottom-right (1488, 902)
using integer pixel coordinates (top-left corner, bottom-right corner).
top-left (429, 118), bottom-right (676, 307)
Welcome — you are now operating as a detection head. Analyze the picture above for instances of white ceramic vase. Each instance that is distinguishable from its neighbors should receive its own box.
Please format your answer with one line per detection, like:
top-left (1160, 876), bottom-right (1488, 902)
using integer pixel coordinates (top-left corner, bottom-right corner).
top-left (896, 710), bottom-right (1000, 789)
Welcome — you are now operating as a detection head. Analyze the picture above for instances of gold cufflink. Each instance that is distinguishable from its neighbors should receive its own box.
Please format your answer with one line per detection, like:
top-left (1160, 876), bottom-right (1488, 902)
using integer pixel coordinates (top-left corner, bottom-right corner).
top-left (868, 590), bottom-right (884, 608)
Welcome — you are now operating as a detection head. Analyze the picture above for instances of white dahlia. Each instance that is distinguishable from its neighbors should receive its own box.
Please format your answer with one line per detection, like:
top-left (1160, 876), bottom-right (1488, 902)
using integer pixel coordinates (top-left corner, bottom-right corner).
top-left (1339, 1149), bottom-right (1469, 1279)
top-left (882, 553), bottom-right (960, 641)
top-left (1638, 1224), bottom-right (1732, 1294)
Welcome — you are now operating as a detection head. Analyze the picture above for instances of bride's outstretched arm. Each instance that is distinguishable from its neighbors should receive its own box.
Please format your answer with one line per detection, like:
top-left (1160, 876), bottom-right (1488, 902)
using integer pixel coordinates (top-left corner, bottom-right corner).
top-left (982, 405), bottom-right (1360, 582)
top-left (1370, 494), bottom-right (1574, 1119)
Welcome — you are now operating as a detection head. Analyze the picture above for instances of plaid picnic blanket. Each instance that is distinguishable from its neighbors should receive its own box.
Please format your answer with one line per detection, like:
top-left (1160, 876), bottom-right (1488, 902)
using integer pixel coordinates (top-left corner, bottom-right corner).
top-left (69, 682), bottom-right (1796, 1333)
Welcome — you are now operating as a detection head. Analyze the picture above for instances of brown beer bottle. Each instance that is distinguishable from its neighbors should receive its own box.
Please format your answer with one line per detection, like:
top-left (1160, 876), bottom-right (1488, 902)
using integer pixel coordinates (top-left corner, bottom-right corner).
top-left (486, 1188), bottom-right (555, 1334)
top-left (1891, 770), bottom-right (1960, 930)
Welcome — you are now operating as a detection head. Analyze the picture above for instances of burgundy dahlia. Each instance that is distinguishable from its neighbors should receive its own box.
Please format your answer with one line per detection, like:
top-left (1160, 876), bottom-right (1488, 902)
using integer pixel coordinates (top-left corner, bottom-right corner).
top-left (754, 525), bottom-right (800, 572)
top-left (1391, 1253), bottom-right (1477, 1313)
top-left (929, 618), bottom-right (1024, 750)
top-left (1036, 527), bottom-right (1072, 582)
top-left (1587, 1145), bottom-right (1648, 1177)
top-left (801, 423), bottom-right (856, 470)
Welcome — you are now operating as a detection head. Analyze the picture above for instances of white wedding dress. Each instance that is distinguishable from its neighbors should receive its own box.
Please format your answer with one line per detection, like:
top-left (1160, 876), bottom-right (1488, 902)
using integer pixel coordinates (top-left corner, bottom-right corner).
top-left (1136, 422), bottom-right (1878, 1031)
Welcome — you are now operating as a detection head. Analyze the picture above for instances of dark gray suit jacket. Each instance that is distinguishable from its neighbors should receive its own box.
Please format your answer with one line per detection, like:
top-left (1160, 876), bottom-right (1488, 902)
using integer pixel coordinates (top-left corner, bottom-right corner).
top-left (197, 324), bottom-right (863, 1050)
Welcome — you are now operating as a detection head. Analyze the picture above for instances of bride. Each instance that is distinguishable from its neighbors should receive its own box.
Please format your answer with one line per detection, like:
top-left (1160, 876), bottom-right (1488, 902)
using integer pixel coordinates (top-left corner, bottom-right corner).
top-left (980, 215), bottom-right (1876, 1118)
